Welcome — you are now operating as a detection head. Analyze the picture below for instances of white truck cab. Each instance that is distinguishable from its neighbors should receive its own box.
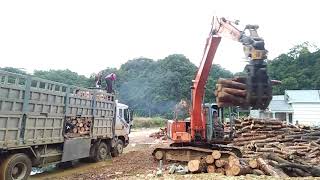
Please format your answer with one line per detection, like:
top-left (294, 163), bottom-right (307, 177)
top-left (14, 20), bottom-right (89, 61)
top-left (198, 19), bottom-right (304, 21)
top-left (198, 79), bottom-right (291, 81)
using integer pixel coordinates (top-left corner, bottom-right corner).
top-left (111, 100), bottom-right (133, 156)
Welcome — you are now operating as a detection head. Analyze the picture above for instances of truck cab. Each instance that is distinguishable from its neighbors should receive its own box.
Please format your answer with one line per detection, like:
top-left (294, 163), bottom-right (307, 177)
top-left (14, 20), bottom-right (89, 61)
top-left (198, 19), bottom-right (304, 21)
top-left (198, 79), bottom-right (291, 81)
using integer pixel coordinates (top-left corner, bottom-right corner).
top-left (112, 100), bottom-right (133, 156)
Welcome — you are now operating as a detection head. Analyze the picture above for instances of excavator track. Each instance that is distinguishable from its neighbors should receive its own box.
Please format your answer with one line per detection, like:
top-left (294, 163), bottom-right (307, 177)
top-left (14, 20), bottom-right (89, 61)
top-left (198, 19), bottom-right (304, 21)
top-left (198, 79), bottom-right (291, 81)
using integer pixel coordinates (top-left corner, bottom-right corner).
top-left (152, 143), bottom-right (242, 162)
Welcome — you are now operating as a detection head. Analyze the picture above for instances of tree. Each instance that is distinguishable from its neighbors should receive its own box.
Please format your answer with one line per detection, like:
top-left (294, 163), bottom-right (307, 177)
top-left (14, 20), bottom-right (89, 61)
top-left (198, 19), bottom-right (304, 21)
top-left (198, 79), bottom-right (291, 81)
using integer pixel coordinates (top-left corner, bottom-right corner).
top-left (33, 69), bottom-right (91, 87)
top-left (0, 67), bottom-right (27, 74)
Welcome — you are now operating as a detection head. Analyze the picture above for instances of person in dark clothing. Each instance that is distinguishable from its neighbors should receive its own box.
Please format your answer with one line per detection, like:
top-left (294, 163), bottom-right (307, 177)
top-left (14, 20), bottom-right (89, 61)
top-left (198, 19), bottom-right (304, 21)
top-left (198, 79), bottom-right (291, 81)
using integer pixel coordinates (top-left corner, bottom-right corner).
top-left (105, 73), bottom-right (116, 93)
top-left (95, 73), bottom-right (102, 88)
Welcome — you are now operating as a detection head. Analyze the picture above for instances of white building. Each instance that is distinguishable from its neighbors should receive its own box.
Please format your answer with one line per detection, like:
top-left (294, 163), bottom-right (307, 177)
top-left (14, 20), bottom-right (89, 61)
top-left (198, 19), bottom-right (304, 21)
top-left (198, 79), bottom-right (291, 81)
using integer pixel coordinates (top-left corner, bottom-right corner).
top-left (250, 90), bottom-right (320, 126)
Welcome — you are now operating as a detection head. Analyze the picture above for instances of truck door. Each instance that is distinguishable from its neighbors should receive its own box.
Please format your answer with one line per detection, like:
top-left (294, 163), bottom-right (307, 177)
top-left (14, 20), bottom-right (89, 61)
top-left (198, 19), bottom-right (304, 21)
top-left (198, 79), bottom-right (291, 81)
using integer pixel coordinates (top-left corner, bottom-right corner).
top-left (115, 107), bottom-right (130, 135)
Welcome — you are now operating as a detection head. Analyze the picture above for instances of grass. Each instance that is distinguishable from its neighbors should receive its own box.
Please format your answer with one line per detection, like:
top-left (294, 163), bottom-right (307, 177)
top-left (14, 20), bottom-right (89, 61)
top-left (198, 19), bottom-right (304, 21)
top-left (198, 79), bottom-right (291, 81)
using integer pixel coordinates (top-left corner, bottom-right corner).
top-left (132, 117), bottom-right (167, 129)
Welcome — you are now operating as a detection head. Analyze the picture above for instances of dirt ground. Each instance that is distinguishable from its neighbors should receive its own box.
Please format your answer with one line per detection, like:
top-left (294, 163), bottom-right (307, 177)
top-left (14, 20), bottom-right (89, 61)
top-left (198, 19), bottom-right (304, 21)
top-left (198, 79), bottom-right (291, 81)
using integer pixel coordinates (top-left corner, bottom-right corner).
top-left (30, 128), bottom-right (319, 180)
top-left (30, 128), bottom-right (165, 180)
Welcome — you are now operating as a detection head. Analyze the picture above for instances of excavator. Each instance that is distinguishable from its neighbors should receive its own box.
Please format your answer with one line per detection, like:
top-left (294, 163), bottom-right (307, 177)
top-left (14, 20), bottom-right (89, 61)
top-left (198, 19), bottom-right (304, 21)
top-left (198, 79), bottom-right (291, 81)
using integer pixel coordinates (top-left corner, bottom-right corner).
top-left (152, 16), bottom-right (273, 162)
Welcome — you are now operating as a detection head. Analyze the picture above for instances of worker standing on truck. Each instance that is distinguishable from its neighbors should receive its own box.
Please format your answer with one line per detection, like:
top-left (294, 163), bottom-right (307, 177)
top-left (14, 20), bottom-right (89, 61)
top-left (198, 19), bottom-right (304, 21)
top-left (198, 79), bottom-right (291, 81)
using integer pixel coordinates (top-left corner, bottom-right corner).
top-left (95, 73), bottom-right (102, 88)
top-left (105, 73), bottom-right (116, 93)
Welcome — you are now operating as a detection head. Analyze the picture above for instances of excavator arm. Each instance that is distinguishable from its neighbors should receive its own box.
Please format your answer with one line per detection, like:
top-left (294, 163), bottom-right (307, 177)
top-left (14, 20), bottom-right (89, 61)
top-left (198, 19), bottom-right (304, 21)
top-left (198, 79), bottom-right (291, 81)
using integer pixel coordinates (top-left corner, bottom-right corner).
top-left (190, 16), bottom-right (272, 140)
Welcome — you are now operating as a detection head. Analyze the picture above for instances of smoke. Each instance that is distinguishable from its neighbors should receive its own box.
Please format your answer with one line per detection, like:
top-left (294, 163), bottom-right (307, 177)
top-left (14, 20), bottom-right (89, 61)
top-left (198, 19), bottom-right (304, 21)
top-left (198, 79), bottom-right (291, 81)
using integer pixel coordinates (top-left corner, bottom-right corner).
top-left (117, 79), bottom-right (178, 118)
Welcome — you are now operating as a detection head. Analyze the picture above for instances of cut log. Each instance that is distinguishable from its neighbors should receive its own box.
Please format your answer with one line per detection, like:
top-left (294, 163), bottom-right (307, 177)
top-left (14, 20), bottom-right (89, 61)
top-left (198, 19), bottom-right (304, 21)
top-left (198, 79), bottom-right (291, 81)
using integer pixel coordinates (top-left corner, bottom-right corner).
top-left (205, 155), bottom-right (215, 164)
top-left (212, 150), bottom-right (221, 159)
top-left (215, 159), bottom-right (228, 168)
top-left (72, 128), bottom-right (78, 133)
top-left (188, 160), bottom-right (200, 173)
top-left (257, 157), bottom-right (286, 177)
top-left (225, 163), bottom-right (252, 176)
top-left (207, 165), bottom-right (215, 173)
top-left (249, 159), bottom-right (258, 169)
top-left (215, 168), bottom-right (225, 175)
top-left (228, 155), bottom-right (240, 167)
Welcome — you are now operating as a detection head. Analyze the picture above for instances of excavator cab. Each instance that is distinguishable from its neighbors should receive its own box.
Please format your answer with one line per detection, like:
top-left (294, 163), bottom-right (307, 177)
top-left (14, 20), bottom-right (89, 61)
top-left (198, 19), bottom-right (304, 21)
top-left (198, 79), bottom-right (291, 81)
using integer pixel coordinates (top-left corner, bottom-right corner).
top-left (204, 103), bottom-right (224, 141)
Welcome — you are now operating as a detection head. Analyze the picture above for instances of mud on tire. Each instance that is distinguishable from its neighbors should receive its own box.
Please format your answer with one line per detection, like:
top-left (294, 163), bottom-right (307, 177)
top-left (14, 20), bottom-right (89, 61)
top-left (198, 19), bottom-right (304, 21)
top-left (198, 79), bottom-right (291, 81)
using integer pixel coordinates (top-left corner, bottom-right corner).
top-left (0, 153), bottom-right (32, 180)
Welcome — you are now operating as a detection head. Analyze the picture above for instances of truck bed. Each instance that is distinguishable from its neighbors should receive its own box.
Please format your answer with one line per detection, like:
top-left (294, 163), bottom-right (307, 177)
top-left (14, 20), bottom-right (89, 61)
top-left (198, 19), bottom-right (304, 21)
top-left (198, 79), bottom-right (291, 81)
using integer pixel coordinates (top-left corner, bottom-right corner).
top-left (0, 70), bottom-right (115, 149)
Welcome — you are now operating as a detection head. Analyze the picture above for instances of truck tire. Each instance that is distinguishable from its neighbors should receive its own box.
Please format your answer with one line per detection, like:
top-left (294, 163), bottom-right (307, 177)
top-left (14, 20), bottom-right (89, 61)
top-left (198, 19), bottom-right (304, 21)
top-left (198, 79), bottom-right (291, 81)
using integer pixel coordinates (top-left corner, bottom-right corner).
top-left (0, 153), bottom-right (32, 180)
top-left (111, 139), bottom-right (124, 157)
top-left (93, 142), bottom-right (110, 162)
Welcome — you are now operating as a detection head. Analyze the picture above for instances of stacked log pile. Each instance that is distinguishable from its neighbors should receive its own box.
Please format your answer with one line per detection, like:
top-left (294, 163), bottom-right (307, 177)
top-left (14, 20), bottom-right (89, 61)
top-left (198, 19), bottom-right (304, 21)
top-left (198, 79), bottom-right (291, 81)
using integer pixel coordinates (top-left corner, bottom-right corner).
top-left (185, 117), bottom-right (320, 177)
top-left (229, 117), bottom-right (320, 176)
top-left (65, 117), bottom-right (92, 137)
top-left (187, 150), bottom-right (255, 176)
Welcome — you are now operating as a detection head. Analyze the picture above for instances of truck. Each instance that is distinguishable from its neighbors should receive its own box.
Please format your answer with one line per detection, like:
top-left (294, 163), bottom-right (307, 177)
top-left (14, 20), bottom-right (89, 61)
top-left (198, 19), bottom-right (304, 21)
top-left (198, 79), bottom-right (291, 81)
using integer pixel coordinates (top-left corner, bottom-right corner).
top-left (0, 70), bottom-right (133, 180)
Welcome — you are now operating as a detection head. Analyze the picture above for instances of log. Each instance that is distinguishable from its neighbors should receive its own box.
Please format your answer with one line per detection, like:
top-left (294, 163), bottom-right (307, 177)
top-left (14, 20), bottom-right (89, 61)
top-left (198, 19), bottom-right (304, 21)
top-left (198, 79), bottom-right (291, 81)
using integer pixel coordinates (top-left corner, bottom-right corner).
top-left (226, 163), bottom-right (252, 176)
top-left (212, 150), bottom-right (221, 159)
top-left (215, 168), bottom-right (225, 175)
top-left (207, 165), bottom-right (215, 173)
top-left (234, 135), bottom-right (267, 142)
top-left (256, 147), bottom-right (288, 155)
top-left (228, 155), bottom-right (240, 167)
top-left (256, 157), bottom-right (282, 177)
top-left (252, 169), bottom-right (265, 175)
top-left (72, 128), bottom-right (78, 133)
top-left (233, 138), bottom-right (277, 146)
top-left (205, 155), bottom-right (215, 164)
top-left (266, 153), bottom-right (290, 164)
top-left (215, 159), bottom-right (228, 168)
top-left (188, 160), bottom-right (200, 173)
top-left (249, 159), bottom-right (258, 169)
top-left (278, 163), bottom-right (320, 177)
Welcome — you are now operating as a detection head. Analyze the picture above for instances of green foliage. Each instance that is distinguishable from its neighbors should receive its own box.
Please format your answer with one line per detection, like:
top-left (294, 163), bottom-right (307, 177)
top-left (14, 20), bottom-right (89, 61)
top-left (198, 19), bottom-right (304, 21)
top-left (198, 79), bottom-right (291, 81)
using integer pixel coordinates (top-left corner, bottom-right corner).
top-left (268, 42), bottom-right (320, 94)
top-left (116, 54), bottom-right (231, 117)
top-left (0, 67), bottom-right (27, 74)
top-left (132, 117), bottom-right (167, 129)
top-left (33, 69), bottom-right (91, 87)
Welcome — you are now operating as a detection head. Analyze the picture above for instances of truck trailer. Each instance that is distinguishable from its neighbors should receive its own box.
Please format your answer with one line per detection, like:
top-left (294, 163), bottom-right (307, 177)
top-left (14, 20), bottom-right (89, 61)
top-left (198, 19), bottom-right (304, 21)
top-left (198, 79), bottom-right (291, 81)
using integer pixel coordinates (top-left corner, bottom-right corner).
top-left (0, 70), bottom-right (133, 180)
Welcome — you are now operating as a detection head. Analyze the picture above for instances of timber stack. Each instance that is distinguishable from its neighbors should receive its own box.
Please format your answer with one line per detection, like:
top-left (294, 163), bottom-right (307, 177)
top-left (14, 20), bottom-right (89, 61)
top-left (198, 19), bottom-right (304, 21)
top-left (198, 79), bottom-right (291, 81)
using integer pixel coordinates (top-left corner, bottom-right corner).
top-left (186, 150), bottom-right (282, 176)
top-left (65, 117), bottom-right (92, 137)
top-left (229, 117), bottom-right (320, 176)
top-left (185, 117), bottom-right (320, 177)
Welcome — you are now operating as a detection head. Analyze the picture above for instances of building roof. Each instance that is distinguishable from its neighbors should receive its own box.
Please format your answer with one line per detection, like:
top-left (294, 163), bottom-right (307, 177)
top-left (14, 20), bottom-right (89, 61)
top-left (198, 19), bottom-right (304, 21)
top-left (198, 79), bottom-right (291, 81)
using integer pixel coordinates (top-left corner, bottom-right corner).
top-left (268, 95), bottom-right (293, 112)
top-left (285, 90), bottom-right (320, 103)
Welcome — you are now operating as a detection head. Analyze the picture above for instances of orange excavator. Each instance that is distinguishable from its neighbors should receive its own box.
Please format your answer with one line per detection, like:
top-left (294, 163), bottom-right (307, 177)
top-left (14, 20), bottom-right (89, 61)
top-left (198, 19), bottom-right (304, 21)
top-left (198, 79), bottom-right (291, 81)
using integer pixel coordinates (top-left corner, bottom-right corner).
top-left (152, 17), bottom-right (272, 162)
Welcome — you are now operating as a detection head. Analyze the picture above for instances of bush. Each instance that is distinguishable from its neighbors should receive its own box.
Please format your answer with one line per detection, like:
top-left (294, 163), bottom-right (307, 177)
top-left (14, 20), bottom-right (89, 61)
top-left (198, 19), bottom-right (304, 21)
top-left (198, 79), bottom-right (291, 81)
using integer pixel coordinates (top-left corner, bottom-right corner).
top-left (132, 117), bottom-right (167, 129)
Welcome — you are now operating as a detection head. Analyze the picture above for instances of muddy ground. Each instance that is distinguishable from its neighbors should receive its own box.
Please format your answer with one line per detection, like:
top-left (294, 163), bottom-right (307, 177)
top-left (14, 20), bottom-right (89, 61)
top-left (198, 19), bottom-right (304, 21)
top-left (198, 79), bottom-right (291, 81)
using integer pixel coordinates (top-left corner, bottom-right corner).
top-left (30, 128), bottom-right (317, 180)
top-left (30, 128), bottom-right (164, 180)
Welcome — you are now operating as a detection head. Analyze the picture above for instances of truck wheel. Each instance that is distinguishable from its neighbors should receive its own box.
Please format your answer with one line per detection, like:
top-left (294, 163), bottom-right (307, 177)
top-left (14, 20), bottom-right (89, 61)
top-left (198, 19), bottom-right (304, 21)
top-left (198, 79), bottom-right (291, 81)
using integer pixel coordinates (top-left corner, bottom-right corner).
top-left (111, 139), bottom-right (124, 157)
top-left (93, 142), bottom-right (110, 162)
top-left (0, 153), bottom-right (32, 180)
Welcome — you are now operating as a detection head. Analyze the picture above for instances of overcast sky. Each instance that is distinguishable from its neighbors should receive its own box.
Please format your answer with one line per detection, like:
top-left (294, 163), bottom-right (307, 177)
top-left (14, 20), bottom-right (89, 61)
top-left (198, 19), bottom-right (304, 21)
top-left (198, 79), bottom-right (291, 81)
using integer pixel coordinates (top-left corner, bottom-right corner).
top-left (0, 0), bottom-right (319, 77)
